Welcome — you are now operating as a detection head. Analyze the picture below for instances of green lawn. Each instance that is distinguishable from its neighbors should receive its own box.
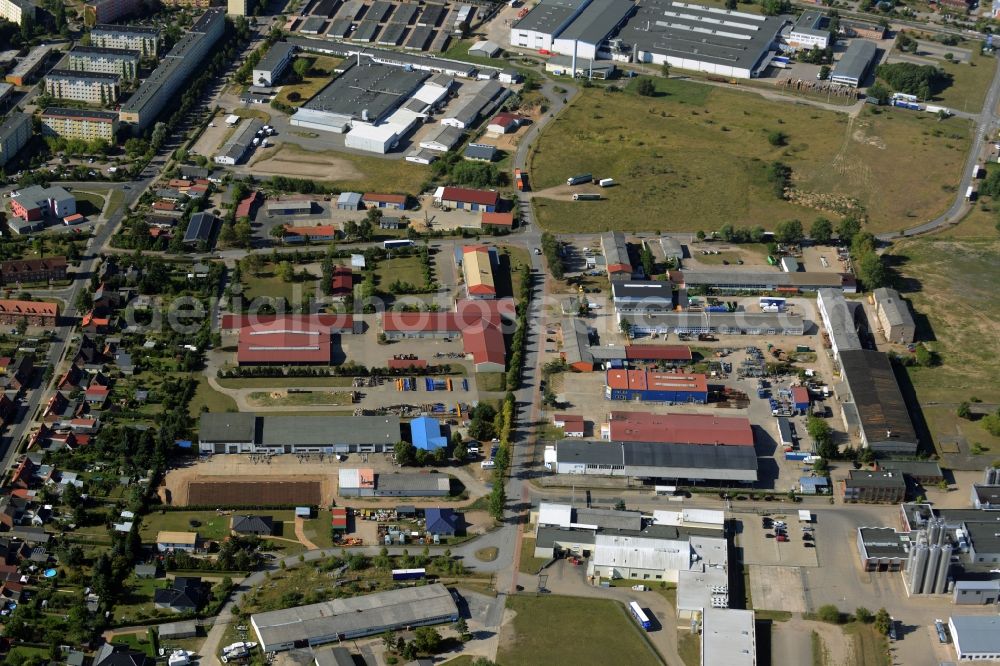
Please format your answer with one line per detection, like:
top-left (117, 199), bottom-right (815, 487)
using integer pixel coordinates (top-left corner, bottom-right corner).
top-left (234, 107), bottom-right (272, 124)
top-left (73, 191), bottom-right (106, 217)
top-left (842, 622), bottom-right (891, 666)
top-left (498, 596), bottom-right (662, 666)
top-left (243, 269), bottom-right (318, 303)
top-left (274, 56), bottom-right (344, 107)
top-left (248, 390), bottom-right (354, 406)
top-left (677, 630), bottom-right (700, 666)
top-left (374, 255), bottom-right (426, 290)
top-left (300, 516), bottom-right (334, 549)
top-left (215, 376), bottom-right (356, 388)
top-left (530, 78), bottom-right (971, 234)
top-left (477, 372), bottom-right (506, 393)
top-left (189, 375), bottom-right (237, 416)
top-left (517, 537), bottom-right (550, 575)
top-left (931, 50), bottom-right (997, 114)
top-left (139, 509), bottom-right (243, 542)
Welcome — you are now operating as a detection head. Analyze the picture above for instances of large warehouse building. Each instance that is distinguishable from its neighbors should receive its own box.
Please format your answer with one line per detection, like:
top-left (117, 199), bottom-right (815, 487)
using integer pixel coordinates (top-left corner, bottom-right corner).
top-left (838, 349), bottom-right (919, 455)
top-left (511, 0), bottom-right (789, 79)
top-left (620, 311), bottom-right (805, 337)
top-left (198, 412), bottom-right (401, 454)
top-left (604, 411), bottom-right (754, 447)
top-left (554, 439), bottom-right (758, 483)
top-left (251, 584), bottom-right (459, 653)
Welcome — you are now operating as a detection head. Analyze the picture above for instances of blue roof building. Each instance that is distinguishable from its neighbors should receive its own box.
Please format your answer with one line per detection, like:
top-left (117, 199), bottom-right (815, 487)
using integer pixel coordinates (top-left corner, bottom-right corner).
top-left (411, 416), bottom-right (447, 451)
top-left (425, 507), bottom-right (460, 535)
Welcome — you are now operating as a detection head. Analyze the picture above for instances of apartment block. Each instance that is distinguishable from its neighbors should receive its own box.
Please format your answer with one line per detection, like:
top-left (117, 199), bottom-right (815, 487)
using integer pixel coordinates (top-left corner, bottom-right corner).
top-left (41, 107), bottom-right (119, 141)
top-left (84, 0), bottom-right (141, 26)
top-left (0, 112), bottom-right (32, 168)
top-left (67, 46), bottom-right (139, 78)
top-left (0, 0), bottom-right (34, 26)
top-left (90, 24), bottom-right (160, 57)
top-left (45, 69), bottom-right (120, 104)
top-left (4, 44), bottom-right (51, 85)
top-left (119, 8), bottom-right (224, 129)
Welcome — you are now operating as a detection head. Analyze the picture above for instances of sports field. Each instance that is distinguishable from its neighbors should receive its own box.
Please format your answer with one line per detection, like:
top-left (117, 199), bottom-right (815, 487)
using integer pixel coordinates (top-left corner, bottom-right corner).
top-left (529, 78), bottom-right (971, 234)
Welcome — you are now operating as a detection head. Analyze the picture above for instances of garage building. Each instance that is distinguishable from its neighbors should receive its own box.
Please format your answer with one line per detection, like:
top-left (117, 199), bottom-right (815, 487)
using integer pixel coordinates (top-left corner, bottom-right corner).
top-left (620, 311), bottom-right (805, 336)
top-left (830, 39), bottom-right (876, 87)
top-left (605, 368), bottom-right (708, 403)
top-left (198, 413), bottom-right (401, 454)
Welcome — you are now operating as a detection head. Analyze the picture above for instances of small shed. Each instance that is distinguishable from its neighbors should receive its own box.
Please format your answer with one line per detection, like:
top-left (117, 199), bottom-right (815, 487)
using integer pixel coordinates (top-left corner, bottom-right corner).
top-left (396, 505), bottom-right (417, 518)
top-left (424, 507), bottom-right (460, 536)
top-left (337, 191), bottom-right (363, 211)
top-left (295, 506), bottom-right (312, 518)
top-left (159, 620), bottom-right (198, 639)
top-left (780, 256), bottom-right (799, 273)
top-left (798, 477), bottom-right (829, 495)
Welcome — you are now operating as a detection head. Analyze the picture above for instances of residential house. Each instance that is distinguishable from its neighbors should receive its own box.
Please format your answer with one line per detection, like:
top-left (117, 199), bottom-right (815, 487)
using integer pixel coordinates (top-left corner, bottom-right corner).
top-left (156, 531), bottom-right (200, 553)
top-left (231, 515), bottom-right (274, 536)
top-left (153, 576), bottom-right (204, 613)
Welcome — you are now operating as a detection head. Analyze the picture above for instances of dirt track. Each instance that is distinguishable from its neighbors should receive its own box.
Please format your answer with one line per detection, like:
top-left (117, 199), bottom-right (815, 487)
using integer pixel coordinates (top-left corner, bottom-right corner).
top-left (248, 144), bottom-right (364, 180)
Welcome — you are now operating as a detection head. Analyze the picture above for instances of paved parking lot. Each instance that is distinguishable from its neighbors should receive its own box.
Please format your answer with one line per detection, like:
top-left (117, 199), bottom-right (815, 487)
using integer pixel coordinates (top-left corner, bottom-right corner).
top-left (739, 515), bottom-right (819, 568)
top-left (749, 565), bottom-right (808, 613)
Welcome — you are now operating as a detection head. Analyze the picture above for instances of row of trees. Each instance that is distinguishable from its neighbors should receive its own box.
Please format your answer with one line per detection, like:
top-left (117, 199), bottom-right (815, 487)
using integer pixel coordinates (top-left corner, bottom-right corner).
top-left (540, 232), bottom-right (565, 279)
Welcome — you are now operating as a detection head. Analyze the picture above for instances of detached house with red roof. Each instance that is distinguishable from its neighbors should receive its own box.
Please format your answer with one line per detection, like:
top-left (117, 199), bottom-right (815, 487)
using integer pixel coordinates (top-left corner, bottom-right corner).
top-left (435, 187), bottom-right (500, 213)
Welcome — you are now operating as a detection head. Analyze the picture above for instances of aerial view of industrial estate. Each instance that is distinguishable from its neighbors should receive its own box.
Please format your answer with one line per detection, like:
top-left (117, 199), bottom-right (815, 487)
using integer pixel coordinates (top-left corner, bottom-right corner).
top-left (2, 0), bottom-right (1000, 662)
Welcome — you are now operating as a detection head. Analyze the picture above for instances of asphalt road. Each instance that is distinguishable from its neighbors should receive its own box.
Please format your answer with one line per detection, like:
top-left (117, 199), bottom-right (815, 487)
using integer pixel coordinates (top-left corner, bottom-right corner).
top-left (878, 56), bottom-right (1000, 240)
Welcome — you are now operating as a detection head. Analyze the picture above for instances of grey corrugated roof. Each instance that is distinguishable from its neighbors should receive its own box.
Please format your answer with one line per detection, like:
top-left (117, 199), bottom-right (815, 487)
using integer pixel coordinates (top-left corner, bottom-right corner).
top-left (557, 439), bottom-right (758, 471)
top-left (839, 349), bottom-right (917, 449)
top-left (313, 647), bottom-right (355, 666)
top-left (556, 0), bottom-right (635, 45)
top-left (463, 143), bottom-right (497, 161)
top-left (199, 412), bottom-right (258, 442)
top-left (536, 524), bottom-right (597, 549)
top-left (611, 280), bottom-right (672, 300)
top-left (618, 0), bottom-right (787, 72)
top-left (951, 615), bottom-right (1000, 654)
top-left (621, 311), bottom-right (805, 332)
top-left (257, 42), bottom-right (295, 73)
top-left (514, 0), bottom-right (588, 34)
top-left (601, 231), bottom-right (630, 269)
top-left (261, 415), bottom-right (400, 447)
top-left (878, 460), bottom-right (942, 478)
top-left (683, 270), bottom-right (846, 288)
top-left (47, 69), bottom-right (121, 82)
top-left (377, 474), bottom-right (449, 492)
top-left (817, 289), bottom-right (862, 351)
top-left (831, 39), bottom-right (877, 84)
top-left (303, 59), bottom-right (427, 122)
top-left (873, 287), bottom-right (914, 330)
top-left (562, 317), bottom-right (593, 366)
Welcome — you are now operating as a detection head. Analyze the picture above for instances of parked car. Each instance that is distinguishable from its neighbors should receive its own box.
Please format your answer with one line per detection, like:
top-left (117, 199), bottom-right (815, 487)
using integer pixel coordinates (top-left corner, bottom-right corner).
top-left (776, 535), bottom-right (789, 542)
top-left (765, 533), bottom-right (775, 539)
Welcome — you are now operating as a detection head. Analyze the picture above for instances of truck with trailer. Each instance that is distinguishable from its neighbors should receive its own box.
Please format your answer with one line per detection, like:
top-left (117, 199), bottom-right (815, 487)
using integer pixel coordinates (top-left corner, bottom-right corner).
top-left (967, 186), bottom-right (976, 201)
top-left (573, 193), bottom-right (601, 201)
top-left (567, 173), bottom-right (593, 186)
top-left (514, 168), bottom-right (525, 191)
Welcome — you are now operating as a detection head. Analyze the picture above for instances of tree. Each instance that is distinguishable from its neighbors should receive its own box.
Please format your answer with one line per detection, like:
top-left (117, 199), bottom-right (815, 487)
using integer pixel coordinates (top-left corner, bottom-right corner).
top-left (660, 61), bottom-right (670, 78)
top-left (837, 215), bottom-right (862, 245)
top-left (270, 225), bottom-right (287, 241)
top-left (639, 244), bottom-right (655, 276)
top-left (856, 251), bottom-right (888, 290)
top-left (293, 57), bottom-right (311, 81)
top-left (810, 218), bottom-right (833, 244)
top-left (808, 416), bottom-right (837, 460)
top-left (413, 627), bottom-right (443, 654)
top-left (819, 65), bottom-right (831, 81)
top-left (774, 219), bottom-right (804, 244)
top-left (620, 319), bottom-right (633, 340)
top-left (636, 78), bottom-right (656, 97)
top-left (750, 226), bottom-right (766, 243)
top-left (958, 401), bottom-right (972, 419)
top-left (394, 441), bottom-right (417, 466)
top-left (767, 130), bottom-right (788, 147)
top-left (453, 440), bottom-right (467, 461)
top-left (760, 0), bottom-right (791, 15)
top-left (277, 260), bottom-right (295, 283)
top-left (725, 0), bottom-right (737, 8)
top-left (817, 604), bottom-right (842, 624)
top-left (866, 82), bottom-right (891, 105)
top-left (874, 608), bottom-right (892, 635)
top-left (876, 62), bottom-right (950, 100)
top-left (696, 230), bottom-right (706, 241)
top-left (855, 607), bottom-right (873, 623)
top-left (913, 343), bottom-right (937, 367)
top-left (488, 483), bottom-right (506, 520)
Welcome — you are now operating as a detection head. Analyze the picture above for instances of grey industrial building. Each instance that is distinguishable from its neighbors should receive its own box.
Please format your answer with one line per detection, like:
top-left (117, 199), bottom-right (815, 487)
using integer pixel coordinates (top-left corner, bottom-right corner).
top-left (119, 8), bottom-right (225, 129)
top-left (678, 269), bottom-right (855, 293)
top-left (855, 527), bottom-right (909, 572)
top-left (419, 123), bottom-right (464, 152)
top-left (90, 24), bottom-right (160, 56)
top-left (872, 287), bottom-right (915, 344)
top-left (611, 280), bottom-right (674, 315)
top-left (621, 311), bottom-right (805, 336)
top-left (949, 616), bottom-right (1000, 661)
top-left (554, 439), bottom-right (758, 483)
top-left (250, 584), bottom-right (460, 653)
top-left (440, 79), bottom-right (509, 129)
top-left (198, 412), bottom-right (401, 454)
top-left (816, 288), bottom-right (862, 361)
top-left (830, 39), bottom-right (877, 87)
top-left (213, 118), bottom-right (263, 165)
top-left (842, 469), bottom-right (906, 503)
top-left (514, 0), bottom-right (790, 79)
top-left (300, 58), bottom-right (428, 125)
top-left (838, 349), bottom-right (919, 455)
top-left (252, 42), bottom-right (295, 86)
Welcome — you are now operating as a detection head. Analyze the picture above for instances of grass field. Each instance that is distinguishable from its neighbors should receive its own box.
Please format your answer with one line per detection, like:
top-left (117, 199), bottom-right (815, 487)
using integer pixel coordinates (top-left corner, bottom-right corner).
top-left (73, 191), bottom-right (106, 217)
top-left (374, 255), bottom-right (426, 290)
top-left (269, 142), bottom-right (428, 194)
top-left (477, 372), bottom-right (506, 393)
top-left (248, 390), bottom-right (354, 406)
top-left (234, 107), bottom-right (272, 124)
top-left (888, 237), bottom-right (1000, 455)
top-left (243, 269), bottom-right (317, 303)
top-left (499, 596), bottom-right (662, 666)
top-left (216, 376), bottom-right (355, 388)
top-left (931, 51), bottom-right (996, 114)
top-left (140, 509), bottom-right (244, 542)
top-left (529, 78), bottom-right (971, 234)
top-left (188, 375), bottom-right (237, 416)
top-left (677, 630), bottom-right (700, 666)
top-left (842, 622), bottom-right (890, 666)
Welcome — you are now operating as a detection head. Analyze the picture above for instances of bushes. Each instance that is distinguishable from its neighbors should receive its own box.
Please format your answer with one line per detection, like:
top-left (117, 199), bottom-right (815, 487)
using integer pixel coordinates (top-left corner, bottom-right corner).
top-left (766, 161), bottom-right (792, 199)
top-left (876, 62), bottom-right (951, 100)
top-left (540, 232), bottom-right (564, 279)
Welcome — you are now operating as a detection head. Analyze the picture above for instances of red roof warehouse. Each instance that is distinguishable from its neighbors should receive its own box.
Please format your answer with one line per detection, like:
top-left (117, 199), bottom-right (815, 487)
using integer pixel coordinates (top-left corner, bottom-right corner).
top-left (606, 411), bottom-right (754, 446)
top-left (221, 313), bottom-right (354, 335)
top-left (624, 345), bottom-right (693, 362)
top-left (238, 320), bottom-right (332, 365)
top-left (381, 299), bottom-right (514, 372)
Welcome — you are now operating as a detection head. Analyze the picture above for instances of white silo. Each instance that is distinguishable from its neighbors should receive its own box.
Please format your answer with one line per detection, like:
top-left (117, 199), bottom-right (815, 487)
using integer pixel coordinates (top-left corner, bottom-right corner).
top-left (933, 544), bottom-right (952, 594)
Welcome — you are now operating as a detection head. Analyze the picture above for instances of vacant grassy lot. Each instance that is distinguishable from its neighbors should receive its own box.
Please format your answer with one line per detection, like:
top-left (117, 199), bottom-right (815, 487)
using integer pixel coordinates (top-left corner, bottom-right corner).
top-left (233, 107), bottom-right (272, 124)
top-left (188, 375), bottom-right (238, 416)
top-left (73, 191), bottom-right (106, 217)
top-left (518, 537), bottom-right (549, 575)
top-left (269, 142), bottom-right (428, 194)
top-left (931, 51), bottom-right (996, 113)
top-left (141, 509), bottom-right (241, 542)
top-left (842, 622), bottom-right (891, 666)
top-left (888, 237), bottom-right (1000, 455)
top-left (499, 596), bottom-right (662, 666)
top-left (248, 390), bottom-right (354, 407)
top-left (374, 255), bottom-right (426, 290)
top-left (243, 269), bottom-right (318, 303)
top-left (530, 78), bottom-right (970, 234)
